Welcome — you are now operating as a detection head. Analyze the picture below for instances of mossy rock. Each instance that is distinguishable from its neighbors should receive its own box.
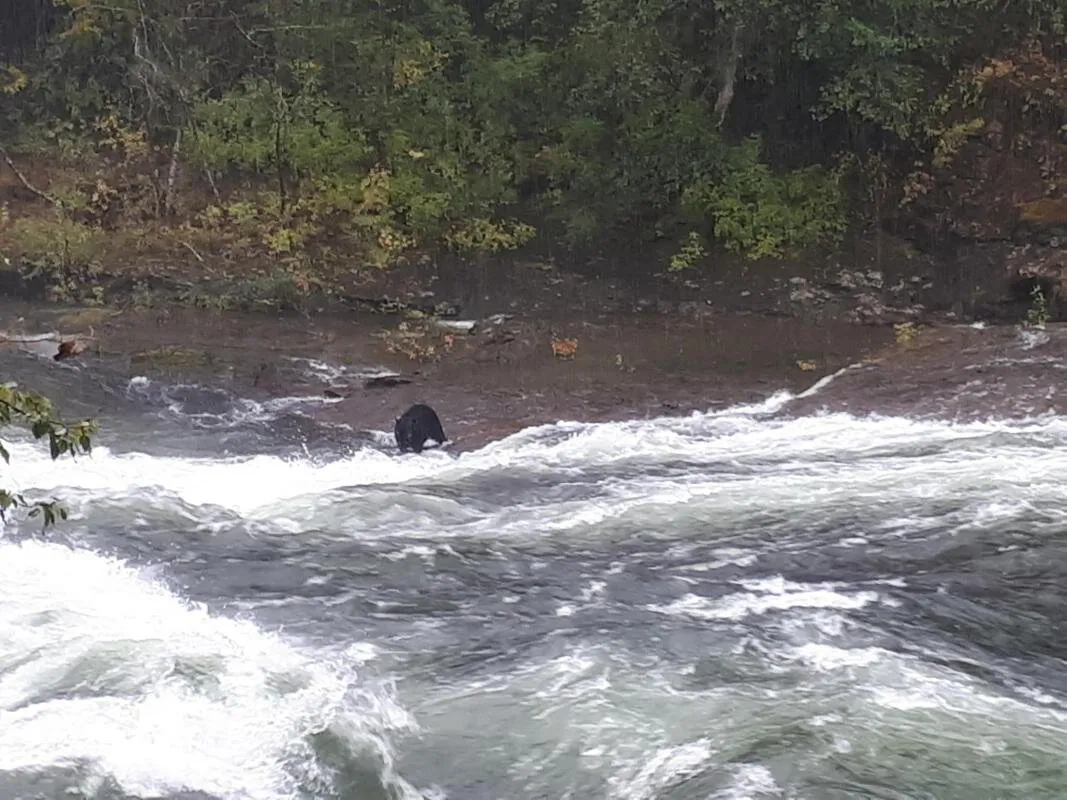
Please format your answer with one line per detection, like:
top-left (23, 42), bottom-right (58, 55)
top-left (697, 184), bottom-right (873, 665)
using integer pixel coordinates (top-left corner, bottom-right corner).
top-left (130, 346), bottom-right (214, 369)
top-left (56, 308), bottom-right (122, 330)
top-left (1016, 198), bottom-right (1067, 244)
top-left (1018, 197), bottom-right (1067, 224)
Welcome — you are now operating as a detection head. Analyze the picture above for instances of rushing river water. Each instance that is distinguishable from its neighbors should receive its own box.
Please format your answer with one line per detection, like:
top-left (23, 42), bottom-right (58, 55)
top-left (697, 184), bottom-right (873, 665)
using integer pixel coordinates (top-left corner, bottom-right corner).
top-left (3, 347), bottom-right (1067, 800)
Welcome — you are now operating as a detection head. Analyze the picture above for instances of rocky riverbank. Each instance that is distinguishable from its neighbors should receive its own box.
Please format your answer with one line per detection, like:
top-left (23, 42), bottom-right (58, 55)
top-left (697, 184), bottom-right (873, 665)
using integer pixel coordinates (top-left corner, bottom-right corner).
top-left (0, 293), bottom-right (890, 448)
top-left (785, 321), bottom-right (1067, 422)
top-left (4, 273), bottom-right (1065, 457)
top-left (3, 206), bottom-right (1063, 452)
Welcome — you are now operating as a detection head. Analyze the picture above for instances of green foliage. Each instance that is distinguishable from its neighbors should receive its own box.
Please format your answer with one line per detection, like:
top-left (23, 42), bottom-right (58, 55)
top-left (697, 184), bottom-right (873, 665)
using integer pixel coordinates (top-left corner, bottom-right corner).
top-left (0, 0), bottom-right (1062, 268)
top-left (1, 64), bottom-right (28, 94)
top-left (190, 62), bottom-right (370, 182)
top-left (0, 384), bottom-right (96, 527)
top-left (1025, 283), bottom-right (1050, 328)
top-left (894, 321), bottom-right (919, 346)
top-left (444, 218), bottom-right (536, 253)
top-left (931, 117), bottom-right (987, 168)
top-left (682, 138), bottom-right (848, 260)
top-left (229, 268), bottom-right (318, 312)
top-left (669, 231), bottom-right (708, 272)
top-left (2, 213), bottom-right (106, 272)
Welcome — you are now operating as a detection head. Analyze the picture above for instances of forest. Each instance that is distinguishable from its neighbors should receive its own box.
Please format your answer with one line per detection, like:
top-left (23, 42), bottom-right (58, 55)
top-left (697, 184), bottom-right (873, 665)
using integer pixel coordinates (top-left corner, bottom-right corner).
top-left (0, 0), bottom-right (1064, 284)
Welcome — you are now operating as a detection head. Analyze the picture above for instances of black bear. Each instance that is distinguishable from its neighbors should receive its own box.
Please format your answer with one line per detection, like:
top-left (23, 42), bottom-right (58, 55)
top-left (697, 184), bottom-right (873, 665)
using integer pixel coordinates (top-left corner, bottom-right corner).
top-left (394, 403), bottom-right (447, 453)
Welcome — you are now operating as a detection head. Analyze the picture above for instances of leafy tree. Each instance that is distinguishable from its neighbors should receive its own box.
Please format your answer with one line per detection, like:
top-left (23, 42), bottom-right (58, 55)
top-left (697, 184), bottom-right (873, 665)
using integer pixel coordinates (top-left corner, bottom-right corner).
top-left (0, 0), bottom-right (1063, 270)
top-left (0, 384), bottom-right (95, 527)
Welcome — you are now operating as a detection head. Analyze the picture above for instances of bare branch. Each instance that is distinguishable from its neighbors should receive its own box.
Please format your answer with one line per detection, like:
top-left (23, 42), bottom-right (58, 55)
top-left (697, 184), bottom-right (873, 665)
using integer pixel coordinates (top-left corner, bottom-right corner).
top-left (0, 147), bottom-right (61, 207)
top-left (179, 239), bottom-right (205, 262)
top-left (230, 14), bottom-right (263, 48)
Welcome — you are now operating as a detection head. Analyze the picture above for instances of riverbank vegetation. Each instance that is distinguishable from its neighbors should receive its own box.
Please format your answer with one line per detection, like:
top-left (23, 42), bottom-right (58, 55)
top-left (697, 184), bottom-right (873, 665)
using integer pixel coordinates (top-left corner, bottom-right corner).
top-left (0, 0), bottom-right (1063, 294)
top-left (0, 383), bottom-right (95, 527)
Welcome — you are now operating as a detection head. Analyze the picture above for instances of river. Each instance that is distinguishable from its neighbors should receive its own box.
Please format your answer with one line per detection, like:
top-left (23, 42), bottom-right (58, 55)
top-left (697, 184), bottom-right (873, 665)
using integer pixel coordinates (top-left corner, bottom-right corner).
top-left (3, 329), bottom-right (1067, 800)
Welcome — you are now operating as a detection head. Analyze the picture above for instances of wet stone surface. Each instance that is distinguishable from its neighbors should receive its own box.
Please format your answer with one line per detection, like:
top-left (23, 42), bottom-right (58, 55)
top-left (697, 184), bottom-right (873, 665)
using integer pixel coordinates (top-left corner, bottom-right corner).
top-left (0, 299), bottom-right (892, 449)
top-left (4, 297), bottom-right (1066, 451)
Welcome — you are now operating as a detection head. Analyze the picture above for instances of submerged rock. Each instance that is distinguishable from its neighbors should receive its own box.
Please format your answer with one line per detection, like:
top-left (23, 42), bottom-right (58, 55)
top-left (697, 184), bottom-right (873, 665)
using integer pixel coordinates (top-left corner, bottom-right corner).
top-left (364, 374), bottom-right (414, 389)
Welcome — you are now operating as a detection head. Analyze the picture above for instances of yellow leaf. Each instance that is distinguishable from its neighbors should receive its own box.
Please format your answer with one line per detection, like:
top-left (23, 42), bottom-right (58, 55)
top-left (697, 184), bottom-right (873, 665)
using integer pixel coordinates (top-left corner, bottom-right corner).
top-left (0, 65), bottom-right (28, 95)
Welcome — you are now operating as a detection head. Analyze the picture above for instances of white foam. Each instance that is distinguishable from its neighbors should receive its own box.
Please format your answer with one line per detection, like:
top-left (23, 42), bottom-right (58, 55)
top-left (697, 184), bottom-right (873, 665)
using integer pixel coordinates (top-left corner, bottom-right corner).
top-left (125, 375), bottom-right (343, 429)
top-left (0, 440), bottom-right (449, 516)
top-left (781, 640), bottom-right (1067, 733)
top-left (5, 399), bottom-right (1067, 545)
top-left (6, 375), bottom-right (1067, 798)
top-left (288, 356), bottom-right (398, 384)
top-left (610, 738), bottom-right (713, 800)
top-left (795, 363), bottom-right (863, 399)
top-left (791, 643), bottom-right (885, 671)
top-left (647, 577), bottom-right (882, 623)
top-left (0, 540), bottom-right (418, 800)
top-left (716, 763), bottom-right (781, 799)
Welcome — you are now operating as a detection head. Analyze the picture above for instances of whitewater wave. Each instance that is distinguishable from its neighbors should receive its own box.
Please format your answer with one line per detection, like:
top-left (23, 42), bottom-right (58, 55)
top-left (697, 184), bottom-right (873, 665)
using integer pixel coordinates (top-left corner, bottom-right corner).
top-left (4, 372), bottom-right (1067, 798)
top-left (0, 540), bottom-right (422, 800)
top-left (2, 390), bottom-right (1066, 546)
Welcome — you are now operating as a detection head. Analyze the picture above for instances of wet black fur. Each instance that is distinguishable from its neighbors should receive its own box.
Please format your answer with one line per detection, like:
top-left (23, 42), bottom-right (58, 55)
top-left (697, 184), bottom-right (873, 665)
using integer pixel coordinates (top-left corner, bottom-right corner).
top-left (394, 403), bottom-right (447, 453)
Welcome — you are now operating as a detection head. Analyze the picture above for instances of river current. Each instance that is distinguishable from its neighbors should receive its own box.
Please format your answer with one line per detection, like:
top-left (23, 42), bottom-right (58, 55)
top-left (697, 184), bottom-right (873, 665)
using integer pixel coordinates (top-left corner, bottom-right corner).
top-left (2, 348), bottom-right (1067, 800)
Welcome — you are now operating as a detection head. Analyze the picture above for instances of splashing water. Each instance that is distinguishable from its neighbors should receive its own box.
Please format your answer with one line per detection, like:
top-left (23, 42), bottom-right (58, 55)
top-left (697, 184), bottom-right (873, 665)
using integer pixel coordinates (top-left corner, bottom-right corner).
top-left (4, 363), bottom-right (1067, 798)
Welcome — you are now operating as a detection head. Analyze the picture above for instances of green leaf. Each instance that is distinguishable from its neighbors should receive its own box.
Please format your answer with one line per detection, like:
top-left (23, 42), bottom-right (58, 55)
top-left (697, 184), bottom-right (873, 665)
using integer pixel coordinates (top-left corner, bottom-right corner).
top-left (0, 385), bottom-right (94, 528)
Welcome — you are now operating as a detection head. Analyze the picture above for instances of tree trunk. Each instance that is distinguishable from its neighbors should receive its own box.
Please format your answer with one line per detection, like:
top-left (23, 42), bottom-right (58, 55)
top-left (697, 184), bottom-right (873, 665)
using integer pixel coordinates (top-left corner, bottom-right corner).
top-left (275, 116), bottom-right (287, 214)
top-left (163, 127), bottom-right (182, 218)
top-left (713, 20), bottom-right (745, 130)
